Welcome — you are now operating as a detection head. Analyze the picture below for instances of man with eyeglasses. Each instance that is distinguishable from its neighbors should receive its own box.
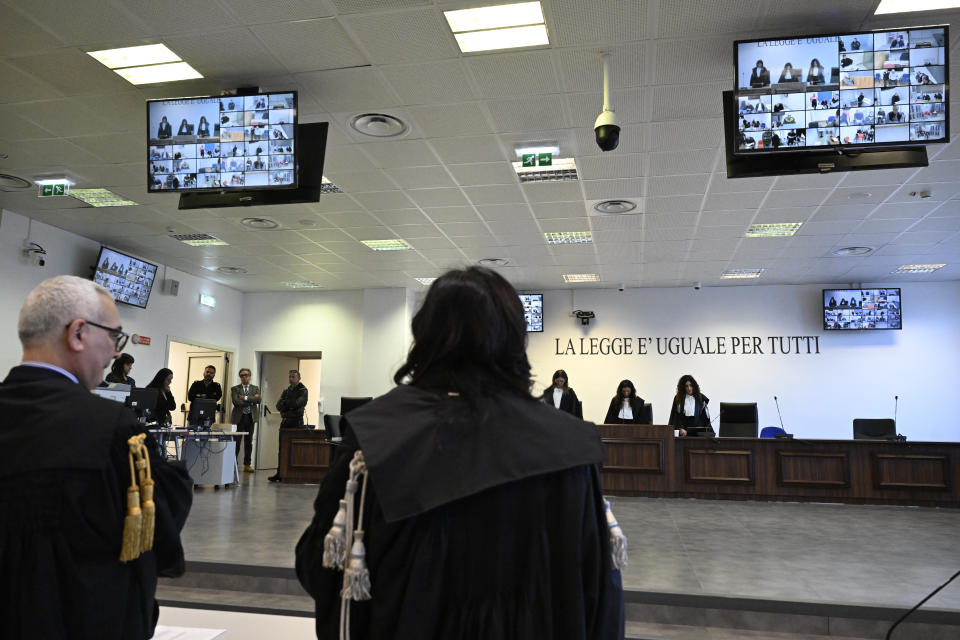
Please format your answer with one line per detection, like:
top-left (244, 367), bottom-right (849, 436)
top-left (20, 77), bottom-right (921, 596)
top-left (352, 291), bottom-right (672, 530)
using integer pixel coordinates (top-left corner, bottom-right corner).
top-left (0, 275), bottom-right (193, 639)
top-left (230, 368), bottom-right (261, 473)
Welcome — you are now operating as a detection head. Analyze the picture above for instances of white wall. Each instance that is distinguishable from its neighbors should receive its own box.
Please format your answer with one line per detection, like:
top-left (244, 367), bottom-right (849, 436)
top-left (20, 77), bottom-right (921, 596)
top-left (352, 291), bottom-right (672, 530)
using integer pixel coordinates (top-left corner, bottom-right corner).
top-left (0, 209), bottom-right (244, 384)
top-left (526, 283), bottom-right (960, 442)
top-left (239, 288), bottom-right (411, 419)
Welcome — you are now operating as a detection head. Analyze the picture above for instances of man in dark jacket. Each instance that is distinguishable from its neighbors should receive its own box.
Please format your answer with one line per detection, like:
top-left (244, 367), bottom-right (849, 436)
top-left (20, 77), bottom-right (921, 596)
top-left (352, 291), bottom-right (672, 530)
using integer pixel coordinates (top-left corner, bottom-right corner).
top-left (268, 369), bottom-right (308, 482)
top-left (187, 365), bottom-right (222, 404)
top-left (0, 275), bottom-right (192, 639)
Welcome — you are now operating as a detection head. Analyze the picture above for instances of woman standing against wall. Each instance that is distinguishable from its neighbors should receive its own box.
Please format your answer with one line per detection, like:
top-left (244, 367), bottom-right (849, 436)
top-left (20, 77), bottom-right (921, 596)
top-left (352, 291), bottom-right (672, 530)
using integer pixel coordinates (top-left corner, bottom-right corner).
top-left (668, 374), bottom-right (711, 436)
top-left (542, 369), bottom-right (581, 417)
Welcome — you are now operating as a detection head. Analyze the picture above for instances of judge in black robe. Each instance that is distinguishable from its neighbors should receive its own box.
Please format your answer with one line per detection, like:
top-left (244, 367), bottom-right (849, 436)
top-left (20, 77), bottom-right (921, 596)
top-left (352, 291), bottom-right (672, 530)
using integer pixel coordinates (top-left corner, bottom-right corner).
top-left (296, 266), bottom-right (624, 640)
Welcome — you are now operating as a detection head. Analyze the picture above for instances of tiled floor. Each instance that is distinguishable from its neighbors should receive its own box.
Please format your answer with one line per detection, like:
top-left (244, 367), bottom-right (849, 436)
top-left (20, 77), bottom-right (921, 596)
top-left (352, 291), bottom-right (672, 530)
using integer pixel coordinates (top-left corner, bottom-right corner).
top-left (180, 473), bottom-right (960, 611)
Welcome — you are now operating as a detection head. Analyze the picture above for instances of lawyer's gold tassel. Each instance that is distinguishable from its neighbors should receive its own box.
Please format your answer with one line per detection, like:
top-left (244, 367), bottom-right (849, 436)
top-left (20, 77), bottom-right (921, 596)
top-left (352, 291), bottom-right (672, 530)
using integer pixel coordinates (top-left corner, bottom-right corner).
top-left (119, 434), bottom-right (145, 562)
top-left (136, 440), bottom-right (156, 553)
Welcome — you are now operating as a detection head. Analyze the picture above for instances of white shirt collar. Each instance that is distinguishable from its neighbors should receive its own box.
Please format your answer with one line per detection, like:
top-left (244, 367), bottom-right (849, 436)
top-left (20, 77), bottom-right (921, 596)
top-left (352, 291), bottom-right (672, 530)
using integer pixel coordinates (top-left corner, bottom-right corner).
top-left (20, 361), bottom-right (80, 385)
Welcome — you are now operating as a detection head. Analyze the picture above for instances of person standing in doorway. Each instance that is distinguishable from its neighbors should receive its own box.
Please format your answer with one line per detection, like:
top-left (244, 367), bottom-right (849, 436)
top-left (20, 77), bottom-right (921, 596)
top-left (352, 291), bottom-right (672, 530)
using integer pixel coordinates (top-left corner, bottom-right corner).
top-left (268, 369), bottom-right (308, 482)
top-left (230, 368), bottom-right (261, 473)
top-left (187, 365), bottom-right (223, 404)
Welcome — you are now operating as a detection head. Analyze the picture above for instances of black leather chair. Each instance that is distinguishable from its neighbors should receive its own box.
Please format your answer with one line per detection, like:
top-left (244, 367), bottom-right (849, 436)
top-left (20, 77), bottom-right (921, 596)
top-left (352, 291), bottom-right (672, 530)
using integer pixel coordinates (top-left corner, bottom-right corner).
top-left (340, 396), bottom-right (373, 415)
top-left (323, 413), bottom-right (343, 440)
top-left (639, 403), bottom-right (653, 424)
top-left (719, 402), bottom-right (759, 438)
top-left (853, 418), bottom-right (896, 440)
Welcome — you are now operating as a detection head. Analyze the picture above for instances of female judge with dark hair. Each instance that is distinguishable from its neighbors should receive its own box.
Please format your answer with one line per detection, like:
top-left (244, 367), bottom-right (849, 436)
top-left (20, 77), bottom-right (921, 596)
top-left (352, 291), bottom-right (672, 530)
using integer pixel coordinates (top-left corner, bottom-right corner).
top-left (542, 368), bottom-right (580, 416)
top-left (197, 115), bottom-right (210, 137)
top-left (806, 58), bottom-right (825, 85)
top-left (296, 266), bottom-right (624, 640)
top-left (145, 368), bottom-right (177, 426)
top-left (604, 379), bottom-right (645, 424)
top-left (667, 374), bottom-right (711, 437)
top-left (177, 118), bottom-right (191, 136)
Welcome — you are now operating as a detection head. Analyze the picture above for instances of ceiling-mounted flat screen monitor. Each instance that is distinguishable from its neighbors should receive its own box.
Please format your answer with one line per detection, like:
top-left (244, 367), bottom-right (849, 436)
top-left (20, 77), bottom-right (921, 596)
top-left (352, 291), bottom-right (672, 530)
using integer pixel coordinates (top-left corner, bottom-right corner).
top-left (823, 288), bottom-right (901, 330)
top-left (147, 91), bottom-right (297, 191)
top-left (93, 246), bottom-right (158, 309)
top-left (733, 26), bottom-right (948, 154)
top-left (519, 293), bottom-right (543, 332)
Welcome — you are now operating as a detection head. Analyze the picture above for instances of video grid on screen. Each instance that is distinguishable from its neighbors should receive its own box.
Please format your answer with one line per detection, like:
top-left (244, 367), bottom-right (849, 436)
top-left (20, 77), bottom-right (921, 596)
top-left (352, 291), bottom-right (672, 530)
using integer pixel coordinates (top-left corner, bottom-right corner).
top-left (94, 247), bottom-right (158, 309)
top-left (823, 288), bottom-right (901, 330)
top-left (520, 293), bottom-right (543, 332)
top-left (147, 92), bottom-right (297, 191)
top-left (734, 27), bottom-right (947, 153)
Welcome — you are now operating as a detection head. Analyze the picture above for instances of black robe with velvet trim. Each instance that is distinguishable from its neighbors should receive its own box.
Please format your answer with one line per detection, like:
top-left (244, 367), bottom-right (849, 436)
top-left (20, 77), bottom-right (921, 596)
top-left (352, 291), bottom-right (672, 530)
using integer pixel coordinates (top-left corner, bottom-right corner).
top-left (0, 365), bottom-right (193, 640)
top-left (296, 385), bottom-right (624, 640)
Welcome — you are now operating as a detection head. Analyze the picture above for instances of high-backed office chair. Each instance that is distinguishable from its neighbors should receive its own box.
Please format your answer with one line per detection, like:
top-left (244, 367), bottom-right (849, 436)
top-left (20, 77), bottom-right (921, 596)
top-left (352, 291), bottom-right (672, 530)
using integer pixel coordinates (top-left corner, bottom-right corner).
top-left (573, 400), bottom-right (583, 420)
top-left (719, 402), bottom-right (759, 438)
top-left (853, 418), bottom-right (896, 440)
top-left (639, 403), bottom-right (653, 424)
top-left (323, 414), bottom-right (343, 440)
top-left (340, 396), bottom-right (373, 415)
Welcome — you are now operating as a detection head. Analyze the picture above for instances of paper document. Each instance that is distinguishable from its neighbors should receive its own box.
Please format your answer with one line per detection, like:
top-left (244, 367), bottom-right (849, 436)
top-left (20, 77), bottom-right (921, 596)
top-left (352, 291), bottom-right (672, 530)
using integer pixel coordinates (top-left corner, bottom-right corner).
top-left (153, 626), bottom-right (226, 640)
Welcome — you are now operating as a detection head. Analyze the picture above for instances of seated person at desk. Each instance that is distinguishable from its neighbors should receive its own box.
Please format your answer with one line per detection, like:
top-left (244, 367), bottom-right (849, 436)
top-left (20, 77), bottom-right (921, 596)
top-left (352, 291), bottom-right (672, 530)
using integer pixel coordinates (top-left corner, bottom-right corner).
top-left (177, 118), bottom-right (192, 136)
top-left (157, 116), bottom-right (172, 139)
top-left (187, 365), bottom-right (222, 404)
top-left (604, 379), bottom-right (645, 424)
top-left (667, 374), bottom-right (711, 437)
top-left (806, 58), bottom-right (825, 85)
top-left (778, 63), bottom-right (799, 83)
top-left (145, 368), bottom-right (176, 426)
top-left (197, 116), bottom-right (210, 137)
top-left (541, 369), bottom-right (580, 416)
top-left (104, 351), bottom-right (135, 387)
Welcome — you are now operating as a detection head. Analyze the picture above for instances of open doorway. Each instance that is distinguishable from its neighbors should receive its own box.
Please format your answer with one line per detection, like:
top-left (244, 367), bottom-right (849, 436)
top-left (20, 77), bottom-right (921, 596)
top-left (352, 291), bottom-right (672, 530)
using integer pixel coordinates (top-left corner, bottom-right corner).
top-left (256, 351), bottom-right (322, 472)
top-left (166, 338), bottom-right (233, 423)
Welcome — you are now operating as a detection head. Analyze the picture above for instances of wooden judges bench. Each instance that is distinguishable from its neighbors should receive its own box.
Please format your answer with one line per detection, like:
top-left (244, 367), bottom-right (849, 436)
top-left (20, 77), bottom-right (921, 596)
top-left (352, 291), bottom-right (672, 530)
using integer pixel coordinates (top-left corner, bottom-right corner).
top-left (599, 424), bottom-right (960, 508)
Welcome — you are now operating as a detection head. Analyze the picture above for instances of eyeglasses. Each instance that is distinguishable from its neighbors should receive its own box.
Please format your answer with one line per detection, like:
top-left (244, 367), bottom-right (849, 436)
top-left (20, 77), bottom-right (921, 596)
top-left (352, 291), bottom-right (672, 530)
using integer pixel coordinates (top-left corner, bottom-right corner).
top-left (66, 319), bottom-right (129, 351)
top-left (239, 372), bottom-right (251, 377)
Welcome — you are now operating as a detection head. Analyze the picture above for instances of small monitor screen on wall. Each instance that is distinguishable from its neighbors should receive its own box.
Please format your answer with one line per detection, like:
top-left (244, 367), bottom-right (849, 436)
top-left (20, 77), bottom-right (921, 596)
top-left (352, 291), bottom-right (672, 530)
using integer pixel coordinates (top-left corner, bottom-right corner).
top-left (520, 293), bottom-right (543, 332)
top-left (147, 91), bottom-right (297, 192)
top-left (823, 288), bottom-right (901, 330)
top-left (732, 25), bottom-right (948, 154)
top-left (93, 246), bottom-right (158, 309)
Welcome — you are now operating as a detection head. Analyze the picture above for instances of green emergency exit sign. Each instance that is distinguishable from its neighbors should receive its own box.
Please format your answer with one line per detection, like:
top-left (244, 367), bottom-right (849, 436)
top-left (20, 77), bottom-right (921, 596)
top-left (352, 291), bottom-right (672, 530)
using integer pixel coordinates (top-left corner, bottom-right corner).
top-left (39, 182), bottom-right (69, 197)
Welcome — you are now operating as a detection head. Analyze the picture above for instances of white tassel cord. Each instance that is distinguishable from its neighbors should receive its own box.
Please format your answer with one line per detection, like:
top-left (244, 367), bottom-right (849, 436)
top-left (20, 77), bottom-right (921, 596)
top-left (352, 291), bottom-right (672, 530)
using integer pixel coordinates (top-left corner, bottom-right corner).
top-left (340, 451), bottom-right (370, 640)
top-left (322, 500), bottom-right (348, 570)
top-left (604, 500), bottom-right (628, 570)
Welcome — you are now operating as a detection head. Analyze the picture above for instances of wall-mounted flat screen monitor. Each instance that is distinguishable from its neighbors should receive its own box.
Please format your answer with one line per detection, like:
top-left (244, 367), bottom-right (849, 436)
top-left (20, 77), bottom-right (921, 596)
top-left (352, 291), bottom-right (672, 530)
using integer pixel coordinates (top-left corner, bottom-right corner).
top-left (733, 26), bottom-right (948, 153)
top-left (519, 293), bottom-right (543, 332)
top-left (823, 288), bottom-right (901, 330)
top-left (147, 91), bottom-right (298, 191)
top-left (93, 246), bottom-right (158, 309)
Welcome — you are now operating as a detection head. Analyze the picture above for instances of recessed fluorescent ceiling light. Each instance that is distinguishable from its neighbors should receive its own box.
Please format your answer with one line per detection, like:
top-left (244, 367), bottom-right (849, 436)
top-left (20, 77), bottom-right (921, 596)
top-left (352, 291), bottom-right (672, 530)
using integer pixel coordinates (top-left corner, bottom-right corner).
top-left (171, 233), bottom-right (228, 246)
top-left (721, 268), bottom-right (764, 279)
top-left (114, 62), bottom-right (202, 85)
top-left (283, 281), bottom-right (324, 289)
top-left (445, 2), bottom-right (548, 53)
top-left (70, 188), bottom-right (137, 207)
top-left (87, 44), bottom-right (181, 68)
top-left (562, 273), bottom-right (600, 283)
top-left (745, 222), bottom-right (802, 238)
top-left (545, 231), bottom-right (592, 245)
top-left (87, 44), bottom-right (202, 85)
top-left (894, 263), bottom-right (946, 273)
top-left (414, 277), bottom-right (436, 285)
top-left (35, 177), bottom-right (76, 186)
top-left (513, 157), bottom-right (579, 182)
top-left (361, 239), bottom-right (412, 251)
top-left (875, 0), bottom-right (960, 13)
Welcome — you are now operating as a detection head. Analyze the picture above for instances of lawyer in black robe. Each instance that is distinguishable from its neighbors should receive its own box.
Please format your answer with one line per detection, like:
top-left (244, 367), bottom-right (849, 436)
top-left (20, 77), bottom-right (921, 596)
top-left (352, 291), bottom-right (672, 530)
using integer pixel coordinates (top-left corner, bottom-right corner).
top-left (0, 365), bottom-right (193, 639)
top-left (296, 266), bottom-right (623, 640)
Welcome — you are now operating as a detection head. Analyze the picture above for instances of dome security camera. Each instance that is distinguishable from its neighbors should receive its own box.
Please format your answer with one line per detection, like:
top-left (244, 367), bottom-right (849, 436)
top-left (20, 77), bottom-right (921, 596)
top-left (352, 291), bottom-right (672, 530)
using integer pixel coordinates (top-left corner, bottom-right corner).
top-left (594, 109), bottom-right (620, 152)
top-left (618, 283), bottom-right (625, 292)
top-left (694, 281), bottom-right (702, 291)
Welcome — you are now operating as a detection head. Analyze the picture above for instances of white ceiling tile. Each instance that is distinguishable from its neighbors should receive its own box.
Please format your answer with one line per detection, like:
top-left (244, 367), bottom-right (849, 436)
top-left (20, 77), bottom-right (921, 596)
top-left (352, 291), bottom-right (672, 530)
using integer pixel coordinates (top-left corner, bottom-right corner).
top-left (582, 179), bottom-right (645, 200)
top-left (298, 67), bottom-right (398, 112)
top-left (429, 135), bottom-right (507, 164)
top-left (703, 191), bottom-right (764, 211)
top-left (342, 7), bottom-right (457, 63)
top-left (650, 82), bottom-right (727, 120)
top-left (407, 102), bottom-right (493, 138)
top-left (485, 97), bottom-right (568, 133)
top-left (648, 119), bottom-right (724, 152)
top-left (647, 174), bottom-right (710, 197)
top-left (764, 189), bottom-right (831, 209)
top-left (578, 154), bottom-right (647, 181)
top-left (822, 186), bottom-right (898, 207)
top-left (10, 50), bottom-right (135, 97)
top-left (655, 37), bottom-right (732, 86)
top-left (855, 219), bottom-right (917, 234)
top-left (382, 60), bottom-right (476, 105)
top-left (644, 213), bottom-right (698, 228)
top-left (796, 220), bottom-right (862, 236)
top-left (14, 0), bottom-right (149, 46)
top-left (550, 0), bottom-right (649, 46)
top-left (521, 182), bottom-right (583, 203)
top-left (220, 0), bottom-right (334, 24)
top-left (326, 170), bottom-right (397, 192)
top-left (868, 202), bottom-right (942, 220)
top-left (812, 205), bottom-right (876, 221)
top-left (531, 202), bottom-right (587, 219)
top-left (447, 162), bottom-right (516, 186)
top-left (351, 190), bottom-right (414, 210)
top-left (361, 140), bottom-right (439, 168)
top-left (244, 21), bottom-right (362, 74)
top-left (463, 184), bottom-right (525, 205)
top-left (649, 149), bottom-right (717, 176)
top-left (565, 90), bottom-right (644, 128)
top-left (330, 0), bottom-right (430, 15)
top-left (406, 188), bottom-right (469, 208)
top-left (467, 51), bottom-right (560, 99)
top-left (658, 0), bottom-right (761, 37)
top-left (384, 166), bottom-right (456, 189)
top-left (646, 195), bottom-right (703, 213)
top-left (422, 206), bottom-right (483, 223)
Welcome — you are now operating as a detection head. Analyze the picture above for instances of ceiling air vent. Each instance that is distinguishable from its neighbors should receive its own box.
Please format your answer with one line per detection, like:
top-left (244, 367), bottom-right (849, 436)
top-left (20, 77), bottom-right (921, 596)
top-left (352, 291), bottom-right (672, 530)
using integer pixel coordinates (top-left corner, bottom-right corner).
top-left (350, 113), bottom-right (408, 138)
top-left (0, 173), bottom-right (33, 191)
top-left (593, 199), bottom-right (637, 214)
